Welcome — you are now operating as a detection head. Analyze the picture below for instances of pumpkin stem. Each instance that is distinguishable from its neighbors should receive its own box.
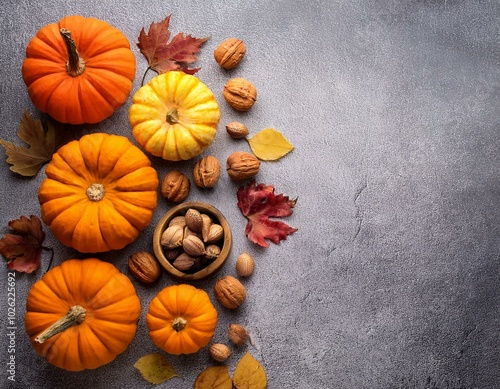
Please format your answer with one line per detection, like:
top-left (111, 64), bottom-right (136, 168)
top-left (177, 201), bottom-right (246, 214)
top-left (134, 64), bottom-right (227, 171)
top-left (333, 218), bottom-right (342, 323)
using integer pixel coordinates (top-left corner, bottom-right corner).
top-left (60, 28), bottom-right (86, 77)
top-left (172, 317), bottom-right (187, 332)
top-left (87, 183), bottom-right (105, 201)
top-left (166, 108), bottom-right (179, 124)
top-left (35, 305), bottom-right (87, 344)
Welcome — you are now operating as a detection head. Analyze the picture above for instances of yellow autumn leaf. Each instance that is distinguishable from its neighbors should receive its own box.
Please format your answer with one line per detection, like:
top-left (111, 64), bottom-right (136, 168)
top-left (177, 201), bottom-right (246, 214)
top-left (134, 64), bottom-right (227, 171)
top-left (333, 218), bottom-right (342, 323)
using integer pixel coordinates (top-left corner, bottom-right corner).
top-left (233, 352), bottom-right (267, 389)
top-left (247, 128), bottom-right (294, 161)
top-left (134, 353), bottom-right (179, 385)
top-left (194, 365), bottom-right (232, 389)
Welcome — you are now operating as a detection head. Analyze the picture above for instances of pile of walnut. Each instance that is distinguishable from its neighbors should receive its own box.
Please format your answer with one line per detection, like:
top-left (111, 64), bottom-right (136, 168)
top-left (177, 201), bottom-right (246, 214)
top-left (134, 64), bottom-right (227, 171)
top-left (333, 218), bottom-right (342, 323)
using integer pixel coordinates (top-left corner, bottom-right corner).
top-left (160, 208), bottom-right (224, 273)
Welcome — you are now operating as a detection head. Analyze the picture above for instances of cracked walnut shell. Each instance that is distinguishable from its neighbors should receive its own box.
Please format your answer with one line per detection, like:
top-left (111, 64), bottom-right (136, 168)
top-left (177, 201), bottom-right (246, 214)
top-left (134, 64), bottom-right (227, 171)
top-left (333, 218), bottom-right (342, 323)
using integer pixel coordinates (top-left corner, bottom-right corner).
top-left (223, 78), bottom-right (257, 111)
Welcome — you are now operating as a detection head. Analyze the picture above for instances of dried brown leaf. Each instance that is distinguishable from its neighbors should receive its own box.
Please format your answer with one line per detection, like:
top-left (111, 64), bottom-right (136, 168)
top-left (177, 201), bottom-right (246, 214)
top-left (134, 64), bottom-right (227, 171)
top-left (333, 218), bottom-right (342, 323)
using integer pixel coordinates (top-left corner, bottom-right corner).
top-left (0, 110), bottom-right (68, 177)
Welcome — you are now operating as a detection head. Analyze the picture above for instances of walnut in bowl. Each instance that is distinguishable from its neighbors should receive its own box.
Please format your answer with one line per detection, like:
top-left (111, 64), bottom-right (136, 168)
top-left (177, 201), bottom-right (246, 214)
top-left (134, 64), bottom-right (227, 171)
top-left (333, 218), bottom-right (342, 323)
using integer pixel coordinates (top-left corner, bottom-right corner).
top-left (153, 201), bottom-right (232, 281)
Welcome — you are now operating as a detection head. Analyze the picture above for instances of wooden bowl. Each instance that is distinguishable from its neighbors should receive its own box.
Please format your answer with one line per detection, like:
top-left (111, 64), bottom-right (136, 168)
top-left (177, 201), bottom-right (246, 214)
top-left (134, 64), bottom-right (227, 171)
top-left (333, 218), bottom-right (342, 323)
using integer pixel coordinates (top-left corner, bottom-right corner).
top-left (153, 201), bottom-right (232, 281)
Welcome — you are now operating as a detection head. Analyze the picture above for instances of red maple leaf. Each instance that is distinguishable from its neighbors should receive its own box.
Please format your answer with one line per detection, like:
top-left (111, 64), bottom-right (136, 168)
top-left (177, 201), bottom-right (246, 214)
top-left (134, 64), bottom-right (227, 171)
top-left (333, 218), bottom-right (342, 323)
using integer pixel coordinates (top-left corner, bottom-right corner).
top-left (0, 215), bottom-right (51, 273)
top-left (137, 15), bottom-right (209, 83)
top-left (237, 180), bottom-right (298, 247)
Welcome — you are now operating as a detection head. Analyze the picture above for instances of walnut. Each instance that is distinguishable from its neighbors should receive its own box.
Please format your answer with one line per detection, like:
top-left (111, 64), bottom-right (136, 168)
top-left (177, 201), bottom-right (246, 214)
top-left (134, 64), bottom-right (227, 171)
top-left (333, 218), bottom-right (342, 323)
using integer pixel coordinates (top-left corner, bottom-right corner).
top-left (160, 224), bottom-right (184, 249)
top-left (201, 214), bottom-right (212, 242)
top-left (204, 244), bottom-right (221, 261)
top-left (226, 151), bottom-right (260, 181)
top-left (209, 343), bottom-right (231, 362)
top-left (214, 38), bottom-right (246, 69)
top-left (193, 155), bottom-right (221, 188)
top-left (223, 78), bottom-right (257, 111)
top-left (182, 235), bottom-right (206, 257)
top-left (172, 252), bottom-right (196, 271)
top-left (128, 251), bottom-right (161, 284)
top-left (168, 215), bottom-right (186, 228)
top-left (214, 275), bottom-right (246, 309)
top-left (204, 223), bottom-right (224, 244)
top-left (161, 170), bottom-right (190, 203)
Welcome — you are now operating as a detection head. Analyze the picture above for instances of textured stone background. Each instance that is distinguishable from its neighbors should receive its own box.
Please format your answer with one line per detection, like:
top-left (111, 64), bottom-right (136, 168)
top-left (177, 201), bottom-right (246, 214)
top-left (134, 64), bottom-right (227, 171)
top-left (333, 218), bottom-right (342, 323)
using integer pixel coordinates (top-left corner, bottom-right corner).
top-left (1, 1), bottom-right (499, 388)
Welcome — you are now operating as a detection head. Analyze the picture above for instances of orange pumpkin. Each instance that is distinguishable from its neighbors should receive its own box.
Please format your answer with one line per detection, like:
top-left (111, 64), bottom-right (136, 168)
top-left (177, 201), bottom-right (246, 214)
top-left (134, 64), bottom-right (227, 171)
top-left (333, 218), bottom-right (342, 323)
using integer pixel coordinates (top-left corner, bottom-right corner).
top-left (25, 258), bottom-right (141, 371)
top-left (22, 15), bottom-right (136, 124)
top-left (147, 284), bottom-right (218, 355)
top-left (38, 133), bottom-right (158, 253)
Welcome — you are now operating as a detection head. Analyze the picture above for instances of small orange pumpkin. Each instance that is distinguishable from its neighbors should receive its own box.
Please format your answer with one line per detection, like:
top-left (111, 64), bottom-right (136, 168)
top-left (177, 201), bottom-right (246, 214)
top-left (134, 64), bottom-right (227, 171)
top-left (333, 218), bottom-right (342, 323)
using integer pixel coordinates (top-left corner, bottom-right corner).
top-left (147, 284), bottom-right (218, 355)
top-left (25, 258), bottom-right (141, 371)
top-left (22, 15), bottom-right (136, 124)
top-left (38, 133), bottom-right (158, 253)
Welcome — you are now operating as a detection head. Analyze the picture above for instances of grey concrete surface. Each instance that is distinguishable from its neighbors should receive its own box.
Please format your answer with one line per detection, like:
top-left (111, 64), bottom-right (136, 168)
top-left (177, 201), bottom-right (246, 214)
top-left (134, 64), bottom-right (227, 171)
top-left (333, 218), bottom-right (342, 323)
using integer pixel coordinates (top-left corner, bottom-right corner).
top-left (1, 1), bottom-right (499, 388)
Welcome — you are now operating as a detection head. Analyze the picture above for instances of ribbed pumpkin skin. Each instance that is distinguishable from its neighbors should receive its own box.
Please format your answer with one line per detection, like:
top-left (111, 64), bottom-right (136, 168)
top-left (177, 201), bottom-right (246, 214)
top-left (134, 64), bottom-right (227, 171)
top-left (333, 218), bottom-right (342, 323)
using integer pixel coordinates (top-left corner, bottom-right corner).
top-left (147, 284), bottom-right (218, 355)
top-left (25, 258), bottom-right (141, 371)
top-left (129, 71), bottom-right (221, 161)
top-left (38, 133), bottom-right (158, 253)
top-left (22, 15), bottom-right (136, 124)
